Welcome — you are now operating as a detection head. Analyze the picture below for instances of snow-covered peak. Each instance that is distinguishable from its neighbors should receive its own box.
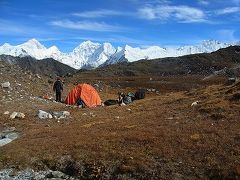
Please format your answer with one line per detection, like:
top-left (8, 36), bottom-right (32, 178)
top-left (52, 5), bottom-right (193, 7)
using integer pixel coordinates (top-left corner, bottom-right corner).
top-left (202, 40), bottom-right (223, 45)
top-left (77, 40), bottom-right (100, 49)
top-left (85, 42), bottom-right (116, 68)
top-left (21, 38), bottom-right (46, 50)
top-left (48, 46), bottom-right (60, 53)
top-left (116, 46), bottom-right (123, 52)
top-left (101, 43), bottom-right (116, 54)
top-left (2, 43), bottom-right (11, 47)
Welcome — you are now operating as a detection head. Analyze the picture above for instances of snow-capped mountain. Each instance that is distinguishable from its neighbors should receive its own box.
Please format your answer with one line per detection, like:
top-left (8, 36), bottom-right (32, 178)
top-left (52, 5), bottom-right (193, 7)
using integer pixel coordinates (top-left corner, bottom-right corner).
top-left (0, 39), bottom-right (236, 69)
top-left (0, 39), bottom-right (62, 60)
top-left (105, 40), bottom-right (232, 65)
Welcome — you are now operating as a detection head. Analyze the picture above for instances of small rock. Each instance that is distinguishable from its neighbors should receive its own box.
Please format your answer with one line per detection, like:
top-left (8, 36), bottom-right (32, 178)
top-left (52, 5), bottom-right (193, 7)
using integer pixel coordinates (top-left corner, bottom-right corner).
top-left (16, 112), bottom-right (25, 119)
top-left (1, 82), bottom-right (10, 88)
top-left (36, 74), bottom-right (41, 79)
top-left (9, 112), bottom-right (18, 119)
top-left (52, 111), bottom-right (70, 119)
top-left (62, 111), bottom-right (70, 117)
top-left (38, 110), bottom-right (53, 119)
top-left (191, 101), bottom-right (199, 107)
top-left (9, 112), bottom-right (25, 119)
top-left (2, 127), bottom-right (16, 133)
top-left (5, 132), bottom-right (18, 140)
top-left (190, 134), bottom-right (200, 140)
top-left (4, 111), bottom-right (10, 115)
top-left (51, 171), bottom-right (66, 178)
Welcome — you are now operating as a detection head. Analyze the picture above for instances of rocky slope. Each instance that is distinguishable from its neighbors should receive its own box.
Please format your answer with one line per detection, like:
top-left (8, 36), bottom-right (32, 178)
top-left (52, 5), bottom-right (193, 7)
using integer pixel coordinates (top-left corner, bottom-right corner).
top-left (0, 55), bottom-right (76, 77)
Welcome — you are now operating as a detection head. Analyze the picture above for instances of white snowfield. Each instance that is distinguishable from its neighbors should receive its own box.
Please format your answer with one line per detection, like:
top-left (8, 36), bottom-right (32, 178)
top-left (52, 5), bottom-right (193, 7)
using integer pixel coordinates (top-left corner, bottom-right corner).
top-left (0, 39), bottom-right (236, 69)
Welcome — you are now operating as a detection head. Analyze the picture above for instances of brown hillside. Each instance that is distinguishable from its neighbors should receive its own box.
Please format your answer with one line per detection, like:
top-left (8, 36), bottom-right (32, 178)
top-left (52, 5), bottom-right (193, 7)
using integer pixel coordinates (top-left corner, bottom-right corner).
top-left (0, 55), bottom-right (239, 179)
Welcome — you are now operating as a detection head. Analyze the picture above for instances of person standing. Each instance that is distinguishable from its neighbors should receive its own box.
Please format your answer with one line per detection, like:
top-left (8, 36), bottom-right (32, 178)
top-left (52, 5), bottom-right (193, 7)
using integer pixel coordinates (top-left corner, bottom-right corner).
top-left (53, 77), bottom-right (63, 102)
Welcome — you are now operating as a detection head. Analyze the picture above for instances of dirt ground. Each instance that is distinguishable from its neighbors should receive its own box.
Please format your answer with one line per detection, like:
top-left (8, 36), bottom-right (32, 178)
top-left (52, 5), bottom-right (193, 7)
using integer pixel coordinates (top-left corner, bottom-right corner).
top-left (0, 71), bottom-right (239, 179)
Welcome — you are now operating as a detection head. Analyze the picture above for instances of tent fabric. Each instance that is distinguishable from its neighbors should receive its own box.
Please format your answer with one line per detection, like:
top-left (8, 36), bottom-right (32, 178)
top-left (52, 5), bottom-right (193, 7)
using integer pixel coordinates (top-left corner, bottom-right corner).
top-left (65, 83), bottom-right (101, 107)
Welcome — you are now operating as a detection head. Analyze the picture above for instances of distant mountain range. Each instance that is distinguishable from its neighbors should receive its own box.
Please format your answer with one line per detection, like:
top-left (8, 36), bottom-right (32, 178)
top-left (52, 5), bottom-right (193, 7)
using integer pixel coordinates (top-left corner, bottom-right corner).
top-left (0, 39), bottom-right (239, 69)
top-left (84, 45), bottom-right (240, 77)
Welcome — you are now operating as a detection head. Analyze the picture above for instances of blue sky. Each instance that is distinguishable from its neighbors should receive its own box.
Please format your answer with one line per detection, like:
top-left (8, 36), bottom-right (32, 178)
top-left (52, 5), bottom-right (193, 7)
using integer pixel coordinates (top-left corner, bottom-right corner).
top-left (0, 0), bottom-right (239, 52)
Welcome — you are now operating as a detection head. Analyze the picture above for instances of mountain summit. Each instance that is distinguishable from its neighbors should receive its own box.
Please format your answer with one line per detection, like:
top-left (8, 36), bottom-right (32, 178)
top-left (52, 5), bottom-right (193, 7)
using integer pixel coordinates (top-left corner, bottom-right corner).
top-left (0, 39), bottom-right (235, 69)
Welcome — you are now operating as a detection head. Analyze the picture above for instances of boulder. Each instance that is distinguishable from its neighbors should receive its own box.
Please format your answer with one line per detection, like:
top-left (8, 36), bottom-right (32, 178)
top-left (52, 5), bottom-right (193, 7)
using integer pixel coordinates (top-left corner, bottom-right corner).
top-left (0, 138), bottom-right (12, 147)
top-left (9, 112), bottom-right (25, 119)
top-left (16, 112), bottom-right (25, 119)
top-left (52, 111), bottom-right (70, 119)
top-left (0, 128), bottom-right (18, 147)
top-left (9, 112), bottom-right (18, 119)
top-left (38, 110), bottom-right (53, 119)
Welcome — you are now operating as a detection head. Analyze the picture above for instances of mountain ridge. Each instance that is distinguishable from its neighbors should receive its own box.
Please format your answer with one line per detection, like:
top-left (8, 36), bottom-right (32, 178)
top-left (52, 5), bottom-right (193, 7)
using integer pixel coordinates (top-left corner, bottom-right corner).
top-left (0, 54), bottom-right (76, 77)
top-left (77, 45), bottom-right (240, 77)
top-left (0, 39), bottom-right (237, 69)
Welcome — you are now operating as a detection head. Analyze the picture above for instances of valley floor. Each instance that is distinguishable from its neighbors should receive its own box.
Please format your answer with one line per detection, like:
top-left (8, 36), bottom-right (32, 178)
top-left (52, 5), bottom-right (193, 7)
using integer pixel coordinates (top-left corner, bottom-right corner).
top-left (0, 74), bottom-right (239, 179)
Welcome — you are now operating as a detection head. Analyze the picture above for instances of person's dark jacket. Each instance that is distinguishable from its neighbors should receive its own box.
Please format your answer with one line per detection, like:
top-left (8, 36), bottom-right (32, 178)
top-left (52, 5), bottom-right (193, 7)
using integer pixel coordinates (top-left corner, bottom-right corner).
top-left (53, 80), bottom-right (63, 92)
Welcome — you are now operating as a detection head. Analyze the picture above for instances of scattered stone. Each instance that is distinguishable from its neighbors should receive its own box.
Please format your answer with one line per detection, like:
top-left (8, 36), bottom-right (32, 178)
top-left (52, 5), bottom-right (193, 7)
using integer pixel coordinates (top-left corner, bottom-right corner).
top-left (9, 112), bottom-right (18, 119)
top-left (0, 138), bottom-right (12, 147)
top-left (38, 110), bottom-right (53, 119)
top-left (3, 111), bottom-right (9, 115)
top-left (1, 81), bottom-right (10, 88)
top-left (89, 112), bottom-right (94, 116)
top-left (225, 77), bottom-right (236, 85)
top-left (191, 101), bottom-right (199, 107)
top-left (52, 111), bottom-right (70, 119)
top-left (0, 169), bottom-right (74, 179)
top-left (190, 134), bottom-right (200, 140)
top-left (147, 88), bottom-right (156, 92)
top-left (36, 74), bottom-right (41, 79)
top-left (94, 83), bottom-right (99, 88)
top-left (2, 127), bottom-right (16, 133)
top-left (9, 112), bottom-right (25, 119)
top-left (0, 127), bottom-right (18, 147)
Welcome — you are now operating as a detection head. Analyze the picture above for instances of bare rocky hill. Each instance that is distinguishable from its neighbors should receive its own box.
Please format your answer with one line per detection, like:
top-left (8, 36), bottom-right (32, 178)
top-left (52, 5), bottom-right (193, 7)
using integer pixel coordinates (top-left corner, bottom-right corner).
top-left (0, 55), bottom-right (76, 77)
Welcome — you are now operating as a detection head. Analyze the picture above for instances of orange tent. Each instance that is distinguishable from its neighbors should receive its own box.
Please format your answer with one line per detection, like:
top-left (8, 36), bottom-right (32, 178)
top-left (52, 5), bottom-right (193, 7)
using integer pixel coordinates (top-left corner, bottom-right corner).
top-left (65, 83), bottom-right (101, 107)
